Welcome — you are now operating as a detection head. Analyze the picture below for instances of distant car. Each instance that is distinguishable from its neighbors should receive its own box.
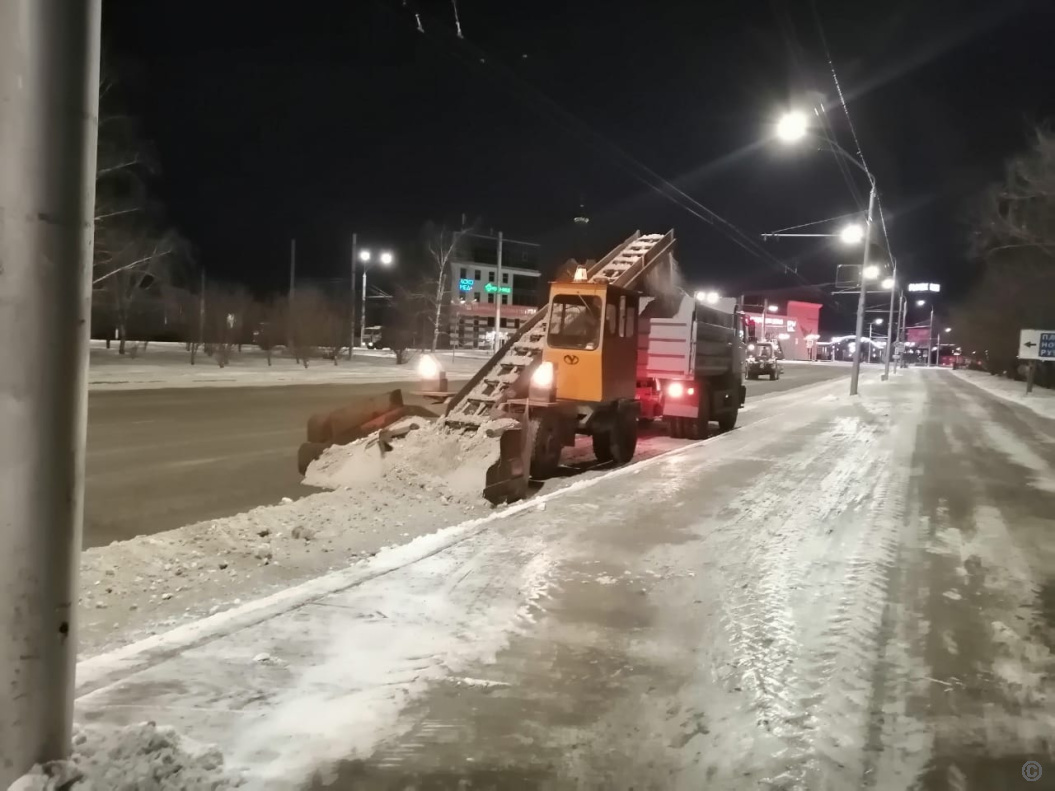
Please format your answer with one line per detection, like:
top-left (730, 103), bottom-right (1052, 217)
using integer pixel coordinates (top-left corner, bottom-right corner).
top-left (746, 341), bottom-right (781, 380)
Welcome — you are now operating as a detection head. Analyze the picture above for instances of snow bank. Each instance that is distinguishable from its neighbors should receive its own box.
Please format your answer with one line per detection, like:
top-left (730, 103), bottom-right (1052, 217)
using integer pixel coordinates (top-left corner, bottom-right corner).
top-left (8, 722), bottom-right (240, 790)
top-left (76, 421), bottom-right (513, 656)
top-left (88, 343), bottom-right (482, 390)
top-left (952, 369), bottom-right (1055, 421)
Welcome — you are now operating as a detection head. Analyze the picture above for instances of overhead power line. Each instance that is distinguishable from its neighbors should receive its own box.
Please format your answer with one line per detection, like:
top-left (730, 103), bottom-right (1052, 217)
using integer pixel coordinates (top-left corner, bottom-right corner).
top-left (383, 0), bottom-right (814, 284)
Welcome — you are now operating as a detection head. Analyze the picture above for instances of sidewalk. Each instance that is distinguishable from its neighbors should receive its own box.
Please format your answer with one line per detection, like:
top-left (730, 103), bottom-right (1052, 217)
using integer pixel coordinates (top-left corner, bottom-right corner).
top-left (67, 370), bottom-right (1055, 789)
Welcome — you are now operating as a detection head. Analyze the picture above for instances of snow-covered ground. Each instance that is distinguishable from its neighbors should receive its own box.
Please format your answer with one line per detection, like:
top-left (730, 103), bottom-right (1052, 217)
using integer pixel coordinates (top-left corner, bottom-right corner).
top-left (9, 723), bottom-right (241, 790)
top-left (88, 341), bottom-right (484, 390)
top-left (56, 369), bottom-right (1054, 788)
top-left (74, 379), bottom-right (837, 658)
top-left (952, 367), bottom-right (1055, 421)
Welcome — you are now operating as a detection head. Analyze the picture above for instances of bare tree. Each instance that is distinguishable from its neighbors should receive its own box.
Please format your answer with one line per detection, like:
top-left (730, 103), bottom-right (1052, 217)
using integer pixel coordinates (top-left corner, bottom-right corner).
top-left (256, 300), bottom-right (286, 366)
top-left (92, 70), bottom-right (183, 353)
top-left (421, 220), bottom-right (473, 351)
top-left (957, 124), bottom-right (1055, 379)
top-left (384, 287), bottom-right (422, 365)
top-left (288, 287), bottom-right (333, 368)
top-left (94, 227), bottom-right (179, 354)
top-left (200, 283), bottom-right (253, 367)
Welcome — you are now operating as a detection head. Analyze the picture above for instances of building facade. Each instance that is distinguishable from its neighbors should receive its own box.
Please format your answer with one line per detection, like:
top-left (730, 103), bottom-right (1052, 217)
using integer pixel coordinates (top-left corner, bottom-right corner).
top-left (742, 299), bottom-right (822, 361)
top-left (449, 233), bottom-right (542, 349)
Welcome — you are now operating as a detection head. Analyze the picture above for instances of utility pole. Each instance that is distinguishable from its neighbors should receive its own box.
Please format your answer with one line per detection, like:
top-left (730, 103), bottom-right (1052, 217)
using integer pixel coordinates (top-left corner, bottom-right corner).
top-left (849, 181), bottom-right (877, 396)
top-left (493, 231), bottom-right (504, 351)
top-left (899, 292), bottom-right (907, 368)
top-left (360, 264), bottom-right (368, 354)
top-left (287, 238), bottom-right (296, 351)
top-left (348, 233), bottom-right (357, 360)
top-left (761, 298), bottom-right (768, 342)
top-left (882, 262), bottom-right (897, 380)
top-left (927, 305), bottom-right (935, 367)
top-left (0, 3), bottom-right (101, 785)
top-left (192, 268), bottom-right (205, 365)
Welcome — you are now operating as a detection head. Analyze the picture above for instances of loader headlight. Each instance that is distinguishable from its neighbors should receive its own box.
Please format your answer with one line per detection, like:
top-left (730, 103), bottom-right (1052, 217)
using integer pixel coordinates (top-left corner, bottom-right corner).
top-left (416, 354), bottom-right (448, 393)
top-left (531, 361), bottom-right (555, 389)
top-left (417, 354), bottom-right (442, 379)
top-left (667, 381), bottom-right (684, 398)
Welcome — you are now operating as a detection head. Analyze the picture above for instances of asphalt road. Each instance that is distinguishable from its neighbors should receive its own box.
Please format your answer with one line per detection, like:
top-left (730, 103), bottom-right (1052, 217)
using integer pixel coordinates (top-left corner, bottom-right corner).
top-left (84, 381), bottom-right (458, 548)
top-left (84, 363), bottom-right (849, 548)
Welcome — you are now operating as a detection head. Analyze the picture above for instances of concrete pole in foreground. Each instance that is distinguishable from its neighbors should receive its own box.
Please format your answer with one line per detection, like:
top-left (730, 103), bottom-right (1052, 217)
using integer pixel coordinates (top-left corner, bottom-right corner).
top-left (0, 1), bottom-right (102, 785)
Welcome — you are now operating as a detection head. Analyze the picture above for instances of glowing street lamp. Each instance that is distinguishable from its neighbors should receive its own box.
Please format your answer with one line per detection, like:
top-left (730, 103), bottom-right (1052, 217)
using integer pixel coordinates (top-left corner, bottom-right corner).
top-left (839, 224), bottom-right (864, 245)
top-left (776, 110), bottom-right (809, 142)
top-left (767, 303), bottom-right (779, 312)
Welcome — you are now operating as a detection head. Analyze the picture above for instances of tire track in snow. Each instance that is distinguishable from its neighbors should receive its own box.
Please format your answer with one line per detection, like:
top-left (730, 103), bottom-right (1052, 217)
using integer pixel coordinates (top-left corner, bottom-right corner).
top-left (707, 405), bottom-right (907, 786)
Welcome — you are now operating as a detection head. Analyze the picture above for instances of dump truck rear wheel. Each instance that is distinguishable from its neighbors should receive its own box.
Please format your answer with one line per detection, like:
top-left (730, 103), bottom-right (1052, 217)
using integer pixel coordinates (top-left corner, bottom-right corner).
top-left (529, 415), bottom-right (562, 479)
top-left (718, 408), bottom-right (738, 432)
top-left (666, 417), bottom-right (681, 439)
top-left (695, 387), bottom-right (711, 440)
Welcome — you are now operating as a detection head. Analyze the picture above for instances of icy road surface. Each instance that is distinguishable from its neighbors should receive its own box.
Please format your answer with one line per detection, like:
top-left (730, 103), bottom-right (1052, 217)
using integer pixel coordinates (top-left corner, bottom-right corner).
top-left (73, 369), bottom-right (1055, 789)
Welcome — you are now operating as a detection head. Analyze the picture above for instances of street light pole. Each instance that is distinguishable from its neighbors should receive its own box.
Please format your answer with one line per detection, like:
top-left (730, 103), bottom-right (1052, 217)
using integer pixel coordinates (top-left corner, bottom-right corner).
top-left (849, 181), bottom-right (877, 396)
top-left (0, 2), bottom-right (101, 784)
top-left (348, 233), bottom-right (357, 360)
top-left (927, 305), bottom-right (935, 367)
top-left (882, 262), bottom-right (897, 380)
top-left (360, 262), bottom-right (369, 353)
top-left (494, 231), bottom-right (504, 351)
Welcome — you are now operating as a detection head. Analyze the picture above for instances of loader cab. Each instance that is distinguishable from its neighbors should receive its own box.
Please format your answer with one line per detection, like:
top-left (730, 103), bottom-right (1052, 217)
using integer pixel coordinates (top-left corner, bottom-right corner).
top-left (542, 281), bottom-right (639, 404)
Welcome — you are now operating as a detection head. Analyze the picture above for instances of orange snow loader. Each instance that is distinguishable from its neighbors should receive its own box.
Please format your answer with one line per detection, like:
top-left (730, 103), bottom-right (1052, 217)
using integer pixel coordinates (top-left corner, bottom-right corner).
top-left (296, 389), bottom-right (438, 475)
top-left (442, 232), bottom-right (677, 505)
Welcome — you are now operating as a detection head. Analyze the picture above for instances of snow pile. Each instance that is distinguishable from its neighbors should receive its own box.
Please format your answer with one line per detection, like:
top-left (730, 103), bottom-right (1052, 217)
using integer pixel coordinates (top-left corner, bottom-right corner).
top-left (305, 416), bottom-right (515, 505)
top-left (952, 369), bottom-right (1055, 421)
top-left (8, 722), bottom-right (241, 790)
top-left (77, 420), bottom-right (516, 655)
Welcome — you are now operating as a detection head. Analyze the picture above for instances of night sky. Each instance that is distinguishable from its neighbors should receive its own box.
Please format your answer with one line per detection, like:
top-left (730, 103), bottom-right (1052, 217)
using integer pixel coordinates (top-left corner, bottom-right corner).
top-left (103, 0), bottom-right (1054, 329)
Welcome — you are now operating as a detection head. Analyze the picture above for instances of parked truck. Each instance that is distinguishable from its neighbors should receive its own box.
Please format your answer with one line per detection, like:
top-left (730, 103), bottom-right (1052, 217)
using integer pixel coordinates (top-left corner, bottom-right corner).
top-left (636, 292), bottom-right (747, 439)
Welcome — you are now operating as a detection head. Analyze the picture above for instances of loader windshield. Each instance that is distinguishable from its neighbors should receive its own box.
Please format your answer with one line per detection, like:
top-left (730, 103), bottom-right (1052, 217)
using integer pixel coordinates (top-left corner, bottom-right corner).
top-left (548, 294), bottom-right (602, 350)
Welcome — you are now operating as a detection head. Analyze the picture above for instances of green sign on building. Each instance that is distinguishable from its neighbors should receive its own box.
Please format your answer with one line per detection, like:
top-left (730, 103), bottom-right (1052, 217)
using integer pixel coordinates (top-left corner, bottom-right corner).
top-left (484, 282), bottom-right (511, 295)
